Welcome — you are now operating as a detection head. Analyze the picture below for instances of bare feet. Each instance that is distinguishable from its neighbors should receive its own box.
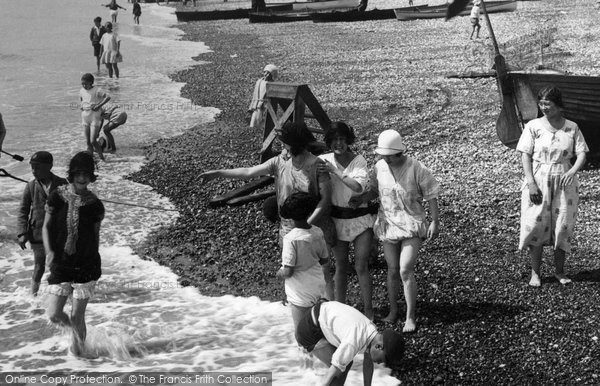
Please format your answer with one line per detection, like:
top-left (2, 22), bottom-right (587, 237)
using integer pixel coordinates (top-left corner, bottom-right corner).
top-left (382, 312), bottom-right (398, 323)
top-left (529, 274), bottom-right (541, 287)
top-left (403, 319), bottom-right (417, 333)
top-left (554, 274), bottom-right (572, 285)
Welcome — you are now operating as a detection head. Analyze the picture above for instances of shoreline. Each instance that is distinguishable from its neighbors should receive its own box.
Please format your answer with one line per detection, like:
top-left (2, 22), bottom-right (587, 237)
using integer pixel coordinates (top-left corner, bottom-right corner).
top-left (130, 1), bottom-right (600, 382)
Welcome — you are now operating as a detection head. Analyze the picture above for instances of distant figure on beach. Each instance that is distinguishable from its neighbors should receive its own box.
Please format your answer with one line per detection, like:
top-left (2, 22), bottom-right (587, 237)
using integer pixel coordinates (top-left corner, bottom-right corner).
top-left (17, 152), bottom-right (67, 296)
top-left (99, 22), bottom-right (123, 79)
top-left (296, 300), bottom-right (404, 385)
top-left (0, 112), bottom-right (6, 157)
top-left (470, 0), bottom-right (481, 39)
top-left (90, 17), bottom-right (107, 72)
top-left (516, 86), bottom-right (588, 287)
top-left (132, 0), bottom-right (141, 25)
top-left (79, 73), bottom-right (110, 161)
top-left (277, 192), bottom-right (330, 328)
top-left (199, 121), bottom-right (336, 299)
top-left (248, 64), bottom-right (278, 129)
top-left (43, 152), bottom-right (105, 357)
top-left (251, 0), bottom-right (266, 11)
top-left (408, 0), bottom-right (413, 5)
top-left (318, 122), bottom-right (375, 320)
top-left (104, 0), bottom-right (126, 23)
top-left (350, 130), bottom-right (440, 333)
top-left (99, 103), bottom-right (128, 153)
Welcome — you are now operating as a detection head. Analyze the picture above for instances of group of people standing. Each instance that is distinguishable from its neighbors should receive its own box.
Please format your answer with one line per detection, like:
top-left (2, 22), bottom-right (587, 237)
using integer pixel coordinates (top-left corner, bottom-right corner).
top-left (199, 68), bottom-right (590, 383)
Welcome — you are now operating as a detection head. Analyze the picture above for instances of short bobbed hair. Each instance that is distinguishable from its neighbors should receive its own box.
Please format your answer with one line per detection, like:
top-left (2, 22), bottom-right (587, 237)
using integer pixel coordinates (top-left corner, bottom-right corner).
top-left (278, 121), bottom-right (316, 156)
top-left (67, 152), bottom-right (97, 183)
top-left (81, 73), bottom-right (95, 84)
top-left (324, 121), bottom-right (356, 148)
top-left (537, 85), bottom-right (564, 108)
top-left (279, 192), bottom-right (318, 221)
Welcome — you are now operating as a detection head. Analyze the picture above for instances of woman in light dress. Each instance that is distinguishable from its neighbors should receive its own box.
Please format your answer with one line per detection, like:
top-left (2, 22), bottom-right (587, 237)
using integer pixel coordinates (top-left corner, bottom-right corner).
top-left (516, 86), bottom-right (589, 287)
top-left (99, 22), bottom-right (122, 79)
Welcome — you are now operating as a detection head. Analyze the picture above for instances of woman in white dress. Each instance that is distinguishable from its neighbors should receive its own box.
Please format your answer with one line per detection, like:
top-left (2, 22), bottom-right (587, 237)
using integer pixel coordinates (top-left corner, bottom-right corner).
top-left (99, 22), bottom-right (122, 79)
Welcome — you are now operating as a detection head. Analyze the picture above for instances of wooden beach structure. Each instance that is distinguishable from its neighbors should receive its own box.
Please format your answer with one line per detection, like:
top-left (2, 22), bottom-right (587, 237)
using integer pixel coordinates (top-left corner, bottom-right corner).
top-left (395, 0), bottom-right (516, 21)
top-left (209, 82), bottom-right (331, 207)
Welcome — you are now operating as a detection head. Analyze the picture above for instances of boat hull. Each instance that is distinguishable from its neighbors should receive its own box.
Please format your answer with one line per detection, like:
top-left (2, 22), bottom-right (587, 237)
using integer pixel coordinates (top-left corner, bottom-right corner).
top-left (498, 71), bottom-right (600, 154)
top-left (310, 7), bottom-right (400, 22)
top-left (249, 0), bottom-right (358, 23)
top-left (394, 0), bottom-right (516, 21)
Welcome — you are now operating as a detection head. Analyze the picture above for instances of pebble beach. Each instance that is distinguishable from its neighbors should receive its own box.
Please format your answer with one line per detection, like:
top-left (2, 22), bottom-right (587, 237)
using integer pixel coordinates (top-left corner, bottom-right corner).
top-left (130, 0), bottom-right (600, 382)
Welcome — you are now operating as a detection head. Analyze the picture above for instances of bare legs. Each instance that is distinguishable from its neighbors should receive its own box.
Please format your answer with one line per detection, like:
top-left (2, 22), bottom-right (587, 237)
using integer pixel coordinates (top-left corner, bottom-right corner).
top-left (47, 295), bottom-right (90, 356)
top-left (333, 230), bottom-right (374, 319)
top-left (383, 238), bottom-right (421, 332)
top-left (85, 123), bottom-right (105, 161)
top-left (104, 63), bottom-right (119, 78)
top-left (529, 246), bottom-right (571, 286)
top-left (103, 124), bottom-right (117, 152)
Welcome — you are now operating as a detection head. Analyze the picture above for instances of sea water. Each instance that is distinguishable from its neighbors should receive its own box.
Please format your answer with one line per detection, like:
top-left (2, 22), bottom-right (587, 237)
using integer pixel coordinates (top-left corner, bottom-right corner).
top-left (0, 1), bottom-right (399, 384)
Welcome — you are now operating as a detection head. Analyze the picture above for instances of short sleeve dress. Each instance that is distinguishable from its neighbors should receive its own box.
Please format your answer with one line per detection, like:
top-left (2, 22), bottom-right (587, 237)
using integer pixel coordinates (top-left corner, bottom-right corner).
top-left (46, 185), bottom-right (105, 284)
top-left (100, 32), bottom-right (122, 64)
top-left (265, 154), bottom-right (336, 247)
top-left (372, 157), bottom-right (440, 242)
top-left (319, 152), bottom-right (374, 242)
top-left (516, 117), bottom-right (589, 252)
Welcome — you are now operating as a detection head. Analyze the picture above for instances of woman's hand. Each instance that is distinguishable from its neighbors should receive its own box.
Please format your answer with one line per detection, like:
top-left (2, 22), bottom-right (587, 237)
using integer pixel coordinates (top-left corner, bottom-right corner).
top-left (198, 171), bottom-right (220, 185)
top-left (559, 170), bottom-right (576, 188)
top-left (427, 220), bottom-right (439, 240)
top-left (348, 195), bottom-right (365, 209)
top-left (317, 160), bottom-right (337, 176)
top-left (528, 182), bottom-right (543, 205)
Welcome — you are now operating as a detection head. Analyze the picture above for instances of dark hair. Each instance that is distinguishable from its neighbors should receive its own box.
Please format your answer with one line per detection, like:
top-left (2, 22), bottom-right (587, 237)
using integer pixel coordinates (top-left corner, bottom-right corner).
top-left (81, 73), bottom-right (94, 83)
top-left (279, 122), bottom-right (316, 156)
top-left (67, 152), bottom-right (97, 183)
top-left (324, 121), bottom-right (356, 148)
top-left (537, 86), bottom-right (564, 108)
top-left (94, 16), bottom-right (102, 22)
top-left (382, 329), bottom-right (405, 366)
top-left (279, 192), bottom-right (318, 221)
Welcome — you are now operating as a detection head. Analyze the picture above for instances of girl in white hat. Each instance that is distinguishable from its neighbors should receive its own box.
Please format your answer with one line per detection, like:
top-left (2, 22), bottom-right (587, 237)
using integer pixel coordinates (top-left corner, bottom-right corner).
top-left (351, 129), bottom-right (440, 332)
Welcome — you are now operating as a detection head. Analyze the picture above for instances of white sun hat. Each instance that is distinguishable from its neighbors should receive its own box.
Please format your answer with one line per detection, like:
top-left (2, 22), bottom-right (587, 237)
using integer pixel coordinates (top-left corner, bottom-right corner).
top-left (375, 129), bottom-right (407, 155)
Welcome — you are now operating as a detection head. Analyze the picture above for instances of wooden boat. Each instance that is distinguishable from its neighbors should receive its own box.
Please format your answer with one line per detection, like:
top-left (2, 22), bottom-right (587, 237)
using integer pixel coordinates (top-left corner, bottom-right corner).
top-left (310, 8), bottom-right (399, 22)
top-left (496, 70), bottom-right (600, 154)
top-left (175, 1), bottom-right (316, 21)
top-left (249, 0), bottom-right (359, 23)
top-left (394, 0), bottom-right (516, 21)
top-left (248, 10), bottom-right (314, 22)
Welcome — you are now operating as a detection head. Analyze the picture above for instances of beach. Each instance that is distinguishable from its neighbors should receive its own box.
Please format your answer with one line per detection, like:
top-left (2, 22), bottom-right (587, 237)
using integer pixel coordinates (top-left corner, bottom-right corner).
top-left (130, 0), bottom-right (600, 383)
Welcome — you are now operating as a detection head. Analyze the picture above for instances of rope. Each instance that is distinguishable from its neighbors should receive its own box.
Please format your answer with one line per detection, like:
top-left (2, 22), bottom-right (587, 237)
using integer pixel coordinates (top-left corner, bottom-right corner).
top-left (0, 169), bottom-right (177, 212)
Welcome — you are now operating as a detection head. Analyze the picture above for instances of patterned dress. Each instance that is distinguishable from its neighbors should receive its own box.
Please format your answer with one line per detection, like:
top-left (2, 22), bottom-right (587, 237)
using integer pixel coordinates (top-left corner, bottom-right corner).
top-left (516, 118), bottom-right (589, 252)
top-left (371, 157), bottom-right (440, 243)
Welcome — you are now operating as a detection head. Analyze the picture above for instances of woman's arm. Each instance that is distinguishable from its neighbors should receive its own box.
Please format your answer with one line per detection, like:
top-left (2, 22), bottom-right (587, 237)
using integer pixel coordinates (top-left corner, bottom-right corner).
top-left (521, 152), bottom-right (542, 205)
top-left (42, 211), bottom-right (55, 266)
top-left (319, 160), bottom-right (363, 193)
top-left (560, 151), bottom-right (586, 187)
top-left (276, 266), bottom-right (294, 280)
top-left (94, 222), bottom-right (102, 250)
top-left (199, 162), bottom-right (271, 184)
top-left (426, 197), bottom-right (440, 240)
top-left (307, 178), bottom-right (331, 225)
